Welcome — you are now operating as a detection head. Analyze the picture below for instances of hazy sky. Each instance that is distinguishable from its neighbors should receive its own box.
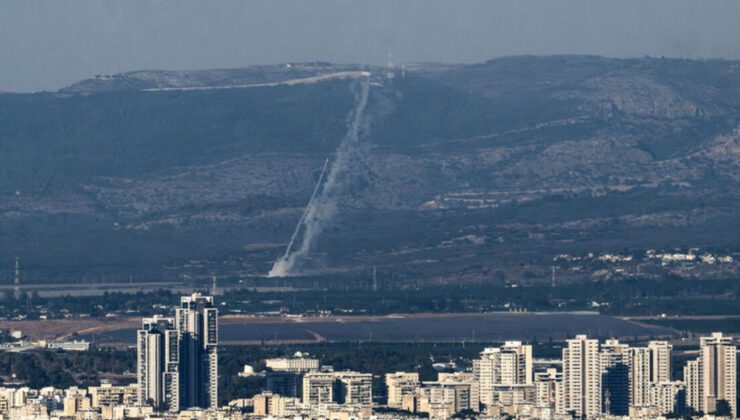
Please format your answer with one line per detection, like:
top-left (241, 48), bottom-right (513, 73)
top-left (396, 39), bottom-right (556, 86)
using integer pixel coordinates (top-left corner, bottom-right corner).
top-left (2, 0), bottom-right (740, 92)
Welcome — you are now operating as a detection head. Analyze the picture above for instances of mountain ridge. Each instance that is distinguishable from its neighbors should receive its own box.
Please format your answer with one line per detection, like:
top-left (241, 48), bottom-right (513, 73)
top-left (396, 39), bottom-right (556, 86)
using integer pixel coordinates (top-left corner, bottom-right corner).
top-left (0, 55), bottom-right (738, 281)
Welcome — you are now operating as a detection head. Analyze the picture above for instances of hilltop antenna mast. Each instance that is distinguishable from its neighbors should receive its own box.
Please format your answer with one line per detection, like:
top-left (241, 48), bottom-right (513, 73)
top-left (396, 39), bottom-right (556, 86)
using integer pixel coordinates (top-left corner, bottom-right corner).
top-left (210, 272), bottom-right (217, 296)
top-left (14, 257), bottom-right (20, 300)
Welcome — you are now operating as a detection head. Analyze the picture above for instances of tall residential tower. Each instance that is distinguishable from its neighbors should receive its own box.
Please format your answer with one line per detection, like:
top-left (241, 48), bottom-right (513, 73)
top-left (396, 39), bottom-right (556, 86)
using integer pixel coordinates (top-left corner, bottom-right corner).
top-left (137, 294), bottom-right (218, 411)
top-left (686, 332), bottom-right (736, 417)
top-left (562, 335), bottom-right (601, 418)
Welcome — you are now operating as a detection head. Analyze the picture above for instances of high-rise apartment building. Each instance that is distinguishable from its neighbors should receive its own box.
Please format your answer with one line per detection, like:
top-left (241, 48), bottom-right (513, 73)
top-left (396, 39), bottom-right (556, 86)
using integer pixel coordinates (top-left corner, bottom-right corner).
top-left (600, 339), bottom-right (674, 416)
top-left (561, 335), bottom-right (601, 418)
top-left (684, 359), bottom-right (700, 412)
top-left (684, 333), bottom-right (737, 417)
top-left (600, 339), bottom-right (629, 415)
top-left (137, 316), bottom-right (179, 411)
top-left (625, 347), bottom-right (652, 413)
top-left (474, 341), bottom-right (532, 407)
top-left (648, 341), bottom-right (672, 384)
top-left (136, 294), bottom-right (218, 412)
top-left (697, 332), bottom-right (736, 417)
top-left (175, 293), bottom-right (219, 410)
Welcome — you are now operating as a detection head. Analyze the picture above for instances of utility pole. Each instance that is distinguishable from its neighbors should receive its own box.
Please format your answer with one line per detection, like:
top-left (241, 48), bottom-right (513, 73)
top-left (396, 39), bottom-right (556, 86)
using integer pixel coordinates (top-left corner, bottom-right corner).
top-left (14, 257), bottom-right (20, 300)
top-left (372, 266), bottom-right (378, 292)
top-left (551, 265), bottom-right (556, 288)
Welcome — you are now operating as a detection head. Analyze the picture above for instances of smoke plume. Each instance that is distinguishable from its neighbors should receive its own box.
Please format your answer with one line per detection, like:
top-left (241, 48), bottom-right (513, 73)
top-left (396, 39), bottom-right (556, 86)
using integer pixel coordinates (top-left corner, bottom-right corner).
top-left (268, 78), bottom-right (370, 277)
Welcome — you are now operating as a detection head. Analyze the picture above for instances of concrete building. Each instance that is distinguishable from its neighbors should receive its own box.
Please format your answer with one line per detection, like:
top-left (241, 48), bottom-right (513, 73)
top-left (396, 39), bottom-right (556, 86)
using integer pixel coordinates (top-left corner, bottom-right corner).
top-left (600, 339), bottom-right (674, 416)
top-left (474, 341), bottom-right (532, 408)
top-left (264, 354), bottom-right (319, 399)
top-left (252, 391), bottom-right (300, 416)
top-left (410, 386), bottom-right (459, 420)
top-left (648, 340), bottom-right (672, 384)
top-left (534, 368), bottom-right (563, 414)
top-left (649, 381), bottom-right (686, 416)
top-left (561, 335), bottom-right (601, 418)
top-left (334, 371), bottom-right (373, 406)
top-left (302, 371), bottom-right (337, 406)
top-left (626, 347), bottom-right (652, 412)
top-left (89, 382), bottom-right (137, 408)
top-left (301, 370), bottom-right (372, 407)
top-left (137, 315), bottom-right (178, 411)
top-left (402, 372), bottom-right (480, 419)
top-left (687, 332), bottom-right (737, 417)
top-left (600, 339), bottom-right (629, 416)
top-left (265, 356), bottom-right (319, 373)
top-left (684, 358), bottom-right (700, 412)
top-left (137, 294), bottom-right (219, 412)
top-left (46, 340), bottom-right (91, 351)
top-left (176, 293), bottom-right (219, 410)
top-left (266, 371), bottom-right (304, 398)
top-left (62, 387), bottom-right (90, 417)
top-left (437, 372), bottom-right (480, 413)
top-left (385, 372), bottom-right (420, 408)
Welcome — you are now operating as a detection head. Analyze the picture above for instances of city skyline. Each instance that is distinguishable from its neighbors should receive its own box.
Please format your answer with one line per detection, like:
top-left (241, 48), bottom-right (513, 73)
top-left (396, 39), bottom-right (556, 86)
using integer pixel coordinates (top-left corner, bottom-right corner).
top-left (0, 304), bottom-right (735, 420)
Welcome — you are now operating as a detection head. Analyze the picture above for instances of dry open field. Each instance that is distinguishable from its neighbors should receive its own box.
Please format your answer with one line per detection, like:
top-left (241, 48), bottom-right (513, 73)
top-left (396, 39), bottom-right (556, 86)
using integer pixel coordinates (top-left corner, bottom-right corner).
top-left (12, 312), bottom-right (673, 346)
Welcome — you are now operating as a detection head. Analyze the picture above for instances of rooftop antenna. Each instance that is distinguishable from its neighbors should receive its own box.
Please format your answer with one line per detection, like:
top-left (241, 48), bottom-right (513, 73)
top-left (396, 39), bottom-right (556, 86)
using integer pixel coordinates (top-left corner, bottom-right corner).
top-left (14, 257), bottom-right (20, 300)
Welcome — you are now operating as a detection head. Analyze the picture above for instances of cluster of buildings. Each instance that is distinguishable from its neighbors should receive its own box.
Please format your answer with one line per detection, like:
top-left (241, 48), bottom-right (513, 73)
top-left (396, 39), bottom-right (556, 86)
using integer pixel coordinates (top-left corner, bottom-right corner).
top-left (0, 293), bottom-right (736, 419)
top-left (0, 382), bottom-right (147, 419)
top-left (0, 339), bottom-right (91, 353)
top-left (217, 333), bottom-right (738, 420)
top-left (0, 326), bottom-right (91, 353)
top-left (554, 249), bottom-right (735, 266)
top-left (645, 250), bottom-right (734, 265)
top-left (233, 355), bottom-right (375, 419)
top-left (383, 336), bottom-right (736, 419)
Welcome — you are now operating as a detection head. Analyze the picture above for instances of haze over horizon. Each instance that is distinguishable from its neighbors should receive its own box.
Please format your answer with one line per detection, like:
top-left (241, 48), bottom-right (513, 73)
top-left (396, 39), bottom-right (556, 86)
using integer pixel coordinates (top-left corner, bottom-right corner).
top-left (2, 0), bottom-right (740, 92)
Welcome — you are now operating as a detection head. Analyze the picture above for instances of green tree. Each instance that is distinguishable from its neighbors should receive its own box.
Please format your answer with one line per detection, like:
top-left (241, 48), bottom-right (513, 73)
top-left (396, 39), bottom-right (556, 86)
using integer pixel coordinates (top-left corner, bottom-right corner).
top-left (711, 399), bottom-right (732, 417)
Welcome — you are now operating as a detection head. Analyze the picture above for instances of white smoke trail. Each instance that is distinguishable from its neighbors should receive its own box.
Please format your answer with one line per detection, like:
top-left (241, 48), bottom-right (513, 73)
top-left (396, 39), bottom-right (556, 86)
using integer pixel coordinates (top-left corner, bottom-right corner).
top-left (268, 78), bottom-right (370, 277)
top-left (270, 158), bottom-right (328, 272)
